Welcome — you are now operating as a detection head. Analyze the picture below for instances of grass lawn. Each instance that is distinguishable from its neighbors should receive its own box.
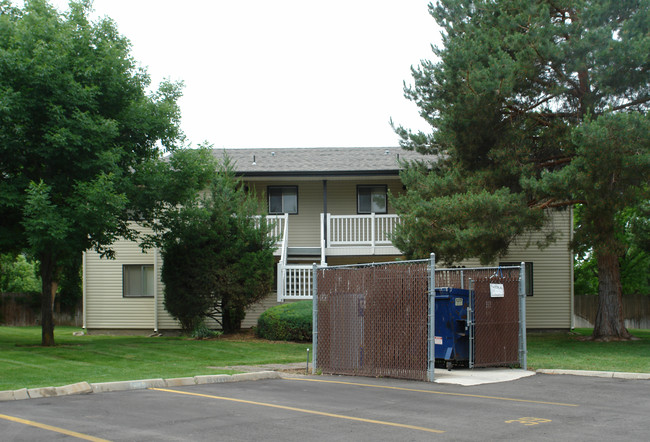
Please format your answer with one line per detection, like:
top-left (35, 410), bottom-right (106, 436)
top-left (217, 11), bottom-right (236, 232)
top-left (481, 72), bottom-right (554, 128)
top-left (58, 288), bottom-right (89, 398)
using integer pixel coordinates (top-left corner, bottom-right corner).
top-left (1, 327), bottom-right (648, 391)
top-left (0, 326), bottom-right (309, 391)
top-left (527, 328), bottom-right (650, 373)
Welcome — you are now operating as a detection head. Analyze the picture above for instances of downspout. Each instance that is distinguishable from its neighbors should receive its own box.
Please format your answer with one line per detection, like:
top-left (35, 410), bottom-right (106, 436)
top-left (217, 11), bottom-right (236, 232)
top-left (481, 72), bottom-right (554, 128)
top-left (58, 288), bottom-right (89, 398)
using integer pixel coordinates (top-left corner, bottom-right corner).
top-left (154, 248), bottom-right (159, 333)
top-left (82, 251), bottom-right (87, 330)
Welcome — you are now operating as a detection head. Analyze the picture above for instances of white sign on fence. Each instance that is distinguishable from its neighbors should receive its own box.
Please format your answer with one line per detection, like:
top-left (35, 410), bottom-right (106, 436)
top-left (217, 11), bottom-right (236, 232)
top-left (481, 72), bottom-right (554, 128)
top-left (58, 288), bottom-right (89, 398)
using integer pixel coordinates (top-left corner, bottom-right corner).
top-left (490, 283), bottom-right (504, 298)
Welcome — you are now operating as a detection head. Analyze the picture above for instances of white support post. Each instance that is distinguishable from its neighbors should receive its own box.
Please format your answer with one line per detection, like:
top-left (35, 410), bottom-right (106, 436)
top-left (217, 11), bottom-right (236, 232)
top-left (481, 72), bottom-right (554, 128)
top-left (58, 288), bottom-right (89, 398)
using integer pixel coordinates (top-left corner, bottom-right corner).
top-left (320, 213), bottom-right (326, 265)
top-left (276, 213), bottom-right (289, 302)
top-left (370, 213), bottom-right (376, 248)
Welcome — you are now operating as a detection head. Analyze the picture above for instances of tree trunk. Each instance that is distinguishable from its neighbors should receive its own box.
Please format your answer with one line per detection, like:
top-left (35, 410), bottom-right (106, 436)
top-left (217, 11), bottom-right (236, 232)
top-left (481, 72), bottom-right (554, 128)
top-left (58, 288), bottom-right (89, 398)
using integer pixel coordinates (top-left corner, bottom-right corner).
top-left (40, 252), bottom-right (56, 346)
top-left (593, 250), bottom-right (631, 340)
top-left (221, 296), bottom-right (245, 334)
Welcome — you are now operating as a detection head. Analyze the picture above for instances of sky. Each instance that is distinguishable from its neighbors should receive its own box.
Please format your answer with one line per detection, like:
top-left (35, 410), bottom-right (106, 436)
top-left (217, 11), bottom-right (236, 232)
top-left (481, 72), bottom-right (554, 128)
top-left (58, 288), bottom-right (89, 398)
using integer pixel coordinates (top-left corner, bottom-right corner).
top-left (49, 0), bottom-right (442, 149)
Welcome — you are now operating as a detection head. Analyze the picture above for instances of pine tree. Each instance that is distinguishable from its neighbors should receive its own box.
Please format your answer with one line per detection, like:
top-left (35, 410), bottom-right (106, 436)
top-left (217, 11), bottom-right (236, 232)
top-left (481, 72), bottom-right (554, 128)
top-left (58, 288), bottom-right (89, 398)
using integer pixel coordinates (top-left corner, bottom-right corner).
top-left (393, 0), bottom-right (650, 339)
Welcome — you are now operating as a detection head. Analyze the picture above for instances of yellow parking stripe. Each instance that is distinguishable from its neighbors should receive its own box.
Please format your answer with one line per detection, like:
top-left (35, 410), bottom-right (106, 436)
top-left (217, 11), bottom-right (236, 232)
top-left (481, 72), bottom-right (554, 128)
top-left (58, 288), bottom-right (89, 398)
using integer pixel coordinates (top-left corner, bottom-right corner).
top-left (150, 387), bottom-right (444, 434)
top-left (0, 413), bottom-right (111, 442)
top-left (283, 378), bottom-right (579, 407)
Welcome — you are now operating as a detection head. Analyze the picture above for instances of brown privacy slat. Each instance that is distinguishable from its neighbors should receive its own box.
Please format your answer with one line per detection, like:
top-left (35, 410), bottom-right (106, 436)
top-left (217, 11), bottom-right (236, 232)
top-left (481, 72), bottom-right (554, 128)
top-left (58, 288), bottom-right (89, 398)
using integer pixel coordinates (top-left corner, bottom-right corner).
top-left (473, 277), bottom-right (520, 368)
top-left (316, 263), bottom-right (429, 381)
top-left (315, 264), bottom-right (522, 381)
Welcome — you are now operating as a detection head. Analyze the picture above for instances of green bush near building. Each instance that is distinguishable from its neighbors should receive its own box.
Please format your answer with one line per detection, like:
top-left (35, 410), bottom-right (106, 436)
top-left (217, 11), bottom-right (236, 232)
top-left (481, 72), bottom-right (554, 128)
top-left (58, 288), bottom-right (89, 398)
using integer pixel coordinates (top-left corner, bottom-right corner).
top-left (256, 300), bottom-right (312, 342)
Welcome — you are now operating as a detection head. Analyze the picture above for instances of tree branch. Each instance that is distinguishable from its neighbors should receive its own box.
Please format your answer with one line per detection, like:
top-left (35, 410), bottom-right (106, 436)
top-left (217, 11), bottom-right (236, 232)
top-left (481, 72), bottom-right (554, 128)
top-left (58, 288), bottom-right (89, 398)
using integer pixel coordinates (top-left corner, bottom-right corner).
top-left (534, 157), bottom-right (573, 169)
top-left (529, 198), bottom-right (586, 209)
top-left (612, 96), bottom-right (650, 111)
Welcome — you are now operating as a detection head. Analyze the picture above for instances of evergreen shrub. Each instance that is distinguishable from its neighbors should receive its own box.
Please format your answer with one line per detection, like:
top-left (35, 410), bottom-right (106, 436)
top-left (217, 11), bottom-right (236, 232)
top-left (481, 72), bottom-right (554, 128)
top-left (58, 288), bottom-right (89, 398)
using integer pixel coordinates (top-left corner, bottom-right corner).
top-left (256, 300), bottom-right (312, 342)
top-left (190, 321), bottom-right (222, 340)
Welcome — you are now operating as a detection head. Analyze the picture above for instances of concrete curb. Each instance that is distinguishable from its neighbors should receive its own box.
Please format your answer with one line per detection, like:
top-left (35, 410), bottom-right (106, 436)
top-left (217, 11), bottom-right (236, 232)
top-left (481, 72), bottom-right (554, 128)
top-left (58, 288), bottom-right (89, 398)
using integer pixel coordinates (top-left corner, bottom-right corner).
top-left (91, 378), bottom-right (166, 394)
top-left (0, 371), bottom-right (281, 402)
top-left (536, 369), bottom-right (650, 380)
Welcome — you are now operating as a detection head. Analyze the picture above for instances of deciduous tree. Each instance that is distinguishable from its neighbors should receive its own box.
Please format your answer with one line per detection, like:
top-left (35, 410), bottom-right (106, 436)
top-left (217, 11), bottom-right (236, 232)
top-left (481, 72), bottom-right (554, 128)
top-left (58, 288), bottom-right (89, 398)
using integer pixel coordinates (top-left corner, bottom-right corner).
top-left (0, 1), bottom-right (211, 345)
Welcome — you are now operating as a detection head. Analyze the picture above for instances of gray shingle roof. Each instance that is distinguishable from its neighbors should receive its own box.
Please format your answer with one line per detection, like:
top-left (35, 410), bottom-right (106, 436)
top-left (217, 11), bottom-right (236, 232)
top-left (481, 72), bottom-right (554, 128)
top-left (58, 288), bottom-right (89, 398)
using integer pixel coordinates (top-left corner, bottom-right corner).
top-left (213, 147), bottom-right (429, 176)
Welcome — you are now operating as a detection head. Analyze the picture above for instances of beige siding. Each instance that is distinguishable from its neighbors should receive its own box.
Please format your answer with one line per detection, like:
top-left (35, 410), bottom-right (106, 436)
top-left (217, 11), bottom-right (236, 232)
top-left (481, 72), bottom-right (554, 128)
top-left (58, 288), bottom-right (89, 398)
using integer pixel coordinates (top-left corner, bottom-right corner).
top-left (246, 177), bottom-right (405, 249)
top-left (85, 182), bottom-right (572, 331)
top-left (246, 180), bottom-right (321, 247)
top-left (325, 210), bottom-right (573, 329)
top-left (500, 210), bottom-right (573, 329)
top-left (325, 178), bottom-right (404, 215)
top-left (85, 225), bottom-right (272, 331)
top-left (84, 230), bottom-right (179, 330)
top-left (241, 293), bottom-right (284, 329)
top-left (443, 210), bottom-right (573, 329)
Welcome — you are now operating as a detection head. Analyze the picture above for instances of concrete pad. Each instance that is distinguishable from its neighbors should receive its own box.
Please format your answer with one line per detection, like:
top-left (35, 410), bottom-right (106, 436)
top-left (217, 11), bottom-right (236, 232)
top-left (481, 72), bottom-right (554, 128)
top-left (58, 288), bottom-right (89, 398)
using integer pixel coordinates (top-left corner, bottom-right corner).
top-left (55, 382), bottom-right (93, 396)
top-left (165, 377), bottom-right (197, 387)
top-left (27, 387), bottom-right (57, 399)
top-left (194, 375), bottom-right (232, 384)
top-left (434, 368), bottom-right (536, 386)
top-left (91, 378), bottom-right (165, 393)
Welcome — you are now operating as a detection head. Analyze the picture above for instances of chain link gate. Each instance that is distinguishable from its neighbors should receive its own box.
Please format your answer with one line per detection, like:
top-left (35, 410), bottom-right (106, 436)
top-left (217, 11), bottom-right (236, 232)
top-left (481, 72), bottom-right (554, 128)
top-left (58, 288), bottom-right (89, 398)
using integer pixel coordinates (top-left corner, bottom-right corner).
top-left (312, 258), bottom-right (527, 382)
top-left (470, 273), bottom-right (522, 368)
top-left (312, 257), bottom-right (433, 381)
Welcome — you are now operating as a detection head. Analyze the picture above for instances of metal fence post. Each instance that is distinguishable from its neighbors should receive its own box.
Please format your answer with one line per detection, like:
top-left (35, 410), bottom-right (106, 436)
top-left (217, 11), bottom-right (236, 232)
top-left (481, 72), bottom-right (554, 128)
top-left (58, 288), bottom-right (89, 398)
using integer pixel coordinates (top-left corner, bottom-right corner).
top-left (519, 262), bottom-right (527, 370)
top-left (427, 253), bottom-right (436, 382)
top-left (312, 263), bottom-right (319, 373)
top-left (468, 278), bottom-right (474, 369)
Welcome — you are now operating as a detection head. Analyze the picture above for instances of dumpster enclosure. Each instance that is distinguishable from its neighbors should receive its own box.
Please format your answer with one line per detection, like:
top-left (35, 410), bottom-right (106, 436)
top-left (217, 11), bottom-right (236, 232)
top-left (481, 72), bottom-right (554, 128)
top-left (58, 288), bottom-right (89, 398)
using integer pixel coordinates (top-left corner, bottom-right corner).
top-left (312, 256), bottom-right (526, 382)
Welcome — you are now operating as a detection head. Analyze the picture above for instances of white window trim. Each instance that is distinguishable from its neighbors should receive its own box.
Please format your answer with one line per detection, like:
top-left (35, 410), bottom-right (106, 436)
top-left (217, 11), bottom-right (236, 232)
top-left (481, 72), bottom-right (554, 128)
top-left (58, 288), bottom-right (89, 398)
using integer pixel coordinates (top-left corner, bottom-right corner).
top-left (268, 186), bottom-right (298, 215)
top-left (123, 264), bottom-right (154, 298)
top-left (357, 185), bottom-right (388, 214)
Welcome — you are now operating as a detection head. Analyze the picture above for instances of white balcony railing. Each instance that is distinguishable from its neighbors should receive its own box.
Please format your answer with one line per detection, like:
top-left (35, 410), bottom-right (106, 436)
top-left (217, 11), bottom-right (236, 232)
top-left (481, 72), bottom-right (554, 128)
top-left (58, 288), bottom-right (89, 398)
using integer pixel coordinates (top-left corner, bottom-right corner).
top-left (276, 213), bottom-right (401, 301)
top-left (326, 213), bottom-right (400, 247)
top-left (254, 214), bottom-right (287, 246)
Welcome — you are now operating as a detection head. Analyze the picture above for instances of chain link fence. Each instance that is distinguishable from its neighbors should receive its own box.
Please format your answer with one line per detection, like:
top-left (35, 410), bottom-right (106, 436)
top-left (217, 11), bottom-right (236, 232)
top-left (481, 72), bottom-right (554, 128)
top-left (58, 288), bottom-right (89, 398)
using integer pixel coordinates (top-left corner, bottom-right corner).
top-left (313, 259), bottom-right (431, 381)
top-left (472, 275), bottom-right (521, 368)
top-left (312, 258), bottom-right (526, 381)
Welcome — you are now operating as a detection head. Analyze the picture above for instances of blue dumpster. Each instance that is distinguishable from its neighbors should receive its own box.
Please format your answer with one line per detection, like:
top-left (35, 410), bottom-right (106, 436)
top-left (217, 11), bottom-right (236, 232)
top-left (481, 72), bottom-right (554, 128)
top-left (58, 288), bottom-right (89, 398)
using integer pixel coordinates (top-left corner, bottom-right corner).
top-left (434, 287), bottom-right (473, 369)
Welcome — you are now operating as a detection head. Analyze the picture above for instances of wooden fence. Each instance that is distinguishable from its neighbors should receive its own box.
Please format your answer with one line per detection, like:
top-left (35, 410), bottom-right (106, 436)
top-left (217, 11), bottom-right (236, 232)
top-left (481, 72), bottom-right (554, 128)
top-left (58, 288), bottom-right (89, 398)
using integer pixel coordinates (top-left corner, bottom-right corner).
top-left (574, 294), bottom-right (650, 329)
top-left (0, 293), bottom-right (82, 327)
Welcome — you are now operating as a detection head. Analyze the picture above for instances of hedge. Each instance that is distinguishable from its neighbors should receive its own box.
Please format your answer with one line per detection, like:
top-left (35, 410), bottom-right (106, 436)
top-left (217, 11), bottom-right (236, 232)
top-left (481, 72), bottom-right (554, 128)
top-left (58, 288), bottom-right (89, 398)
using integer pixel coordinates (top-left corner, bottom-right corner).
top-left (256, 300), bottom-right (312, 342)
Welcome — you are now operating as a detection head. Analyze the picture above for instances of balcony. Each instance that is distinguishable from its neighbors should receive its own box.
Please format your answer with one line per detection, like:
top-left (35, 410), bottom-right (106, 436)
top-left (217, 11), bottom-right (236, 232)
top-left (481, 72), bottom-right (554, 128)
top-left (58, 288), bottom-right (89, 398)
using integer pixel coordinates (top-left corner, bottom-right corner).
top-left (268, 213), bottom-right (402, 301)
top-left (324, 213), bottom-right (401, 257)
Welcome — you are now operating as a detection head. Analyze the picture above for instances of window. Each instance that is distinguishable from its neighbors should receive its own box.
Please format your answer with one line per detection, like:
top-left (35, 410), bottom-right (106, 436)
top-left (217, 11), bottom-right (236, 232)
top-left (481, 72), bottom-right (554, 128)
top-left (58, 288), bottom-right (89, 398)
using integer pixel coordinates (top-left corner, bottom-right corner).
top-left (500, 261), bottom-right (533, 296)
top-left (123, 265), bottom-right (154, 297)
top-left (357, 185), bottom-right (387, 214)
top-left (268, 186), bottom-right (298, 214)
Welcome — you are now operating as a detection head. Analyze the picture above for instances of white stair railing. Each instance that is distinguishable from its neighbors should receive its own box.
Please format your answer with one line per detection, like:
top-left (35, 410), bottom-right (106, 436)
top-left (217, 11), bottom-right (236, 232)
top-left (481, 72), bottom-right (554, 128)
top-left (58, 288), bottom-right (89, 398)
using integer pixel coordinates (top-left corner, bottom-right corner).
top-left (270, 214), bottom-right (289, 302)
top-left (282, 264), bottom-right (313, 300)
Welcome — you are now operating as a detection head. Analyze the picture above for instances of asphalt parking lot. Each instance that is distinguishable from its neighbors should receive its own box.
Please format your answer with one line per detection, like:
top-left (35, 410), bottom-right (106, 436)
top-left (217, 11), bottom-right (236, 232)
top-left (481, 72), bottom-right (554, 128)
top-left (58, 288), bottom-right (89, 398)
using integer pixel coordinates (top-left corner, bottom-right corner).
top-left (1, 373), bottom-right (648, 441)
